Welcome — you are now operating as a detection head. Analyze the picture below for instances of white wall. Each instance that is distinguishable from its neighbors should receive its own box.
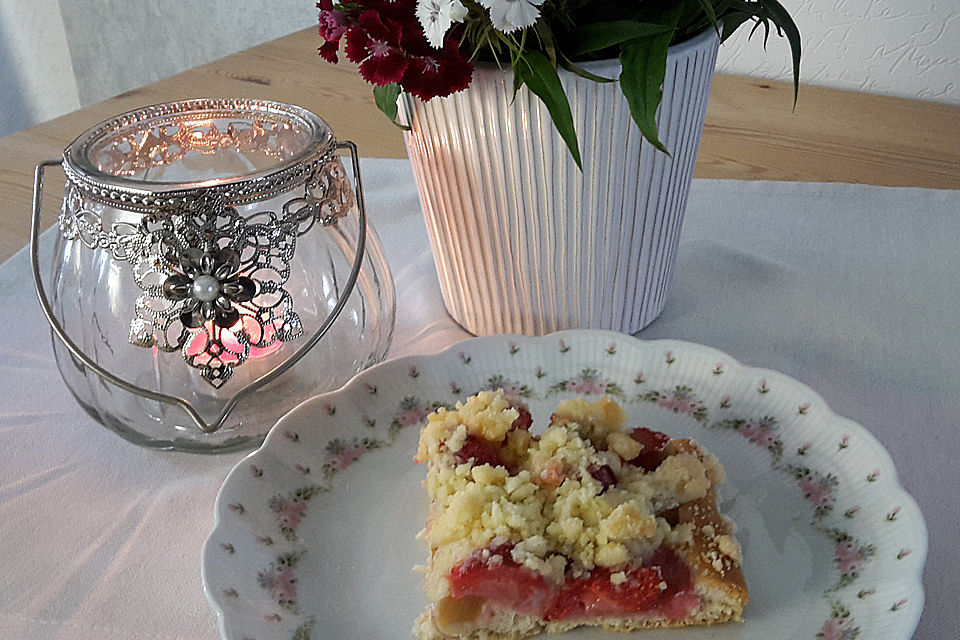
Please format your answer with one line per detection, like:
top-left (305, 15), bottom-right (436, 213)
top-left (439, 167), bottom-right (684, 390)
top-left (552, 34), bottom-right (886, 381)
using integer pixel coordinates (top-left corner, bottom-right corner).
top-left (717, 0), bottom-right (960, 104)
top-left (0, 0), bottom-right (81, 136)
top-left (57, 0), bottom-right (316, 107)
top-left (1, 0), bottom-right (958, 138)
top-left (0, 0), bottom-right (315, 136)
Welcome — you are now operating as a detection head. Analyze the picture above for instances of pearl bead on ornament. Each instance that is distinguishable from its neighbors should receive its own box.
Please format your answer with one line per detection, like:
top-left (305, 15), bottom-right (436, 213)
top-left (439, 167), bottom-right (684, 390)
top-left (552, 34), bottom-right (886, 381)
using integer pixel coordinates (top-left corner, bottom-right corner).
top-left (191, 275), bottom-right (221, 302)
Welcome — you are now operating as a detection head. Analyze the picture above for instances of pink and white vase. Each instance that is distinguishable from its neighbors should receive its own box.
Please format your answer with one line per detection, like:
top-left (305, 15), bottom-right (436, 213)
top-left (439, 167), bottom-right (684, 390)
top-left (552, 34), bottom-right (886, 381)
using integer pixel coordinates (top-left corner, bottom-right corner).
top-left (401, 26), bottom-right (720, 336)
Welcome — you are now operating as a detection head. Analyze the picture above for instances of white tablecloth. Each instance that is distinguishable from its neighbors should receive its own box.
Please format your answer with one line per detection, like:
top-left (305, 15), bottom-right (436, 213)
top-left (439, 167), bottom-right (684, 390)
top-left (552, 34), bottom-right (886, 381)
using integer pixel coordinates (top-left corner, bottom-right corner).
top-left (1, 158), bottom-right (956, 640)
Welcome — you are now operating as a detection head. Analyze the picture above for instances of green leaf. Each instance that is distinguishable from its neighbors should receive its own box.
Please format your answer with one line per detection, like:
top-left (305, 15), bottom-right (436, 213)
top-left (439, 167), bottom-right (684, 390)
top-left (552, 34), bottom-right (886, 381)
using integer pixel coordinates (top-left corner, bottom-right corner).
top-left (618, 10), bottom-right (680, 154)
top-left (569, 21), bottom-right (673, 57)
top-left (536, 21), bottom-right (558, 68)
top-left (749, 16), bottom-right (771, 48)
top-left (714, 1), bottom-right (802, 104)
top-left (559, 57), bottom-right (616, 83)
top-left (510, 51), bottom-right (524, 103)
top-left (695, 0), bottom-right (720, 34)
top-left (673, 0), bottom-right (717, 42)
top-left (515, 51), bottom-right (582, 168)
top-left (718, 10), bottom-right (754, 43)
top-left (372, 84), bottom-right (410, 131)
top-left (762, 0), bottom-right (802, 106)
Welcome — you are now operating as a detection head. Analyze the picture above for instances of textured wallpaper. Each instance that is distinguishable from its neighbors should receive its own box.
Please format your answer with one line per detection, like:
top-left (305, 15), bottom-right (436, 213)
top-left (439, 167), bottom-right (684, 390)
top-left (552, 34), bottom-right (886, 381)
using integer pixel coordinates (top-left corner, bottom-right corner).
top-left (716, 0), bottom-right (960, 104)
top-left (55, 0), bottom-right (960, 108)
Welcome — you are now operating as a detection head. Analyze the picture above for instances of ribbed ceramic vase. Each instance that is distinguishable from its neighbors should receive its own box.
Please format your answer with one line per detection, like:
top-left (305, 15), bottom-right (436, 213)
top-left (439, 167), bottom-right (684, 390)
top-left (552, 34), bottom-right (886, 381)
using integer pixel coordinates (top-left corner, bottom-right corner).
top-left (400, 26), bottom-right (720, 336)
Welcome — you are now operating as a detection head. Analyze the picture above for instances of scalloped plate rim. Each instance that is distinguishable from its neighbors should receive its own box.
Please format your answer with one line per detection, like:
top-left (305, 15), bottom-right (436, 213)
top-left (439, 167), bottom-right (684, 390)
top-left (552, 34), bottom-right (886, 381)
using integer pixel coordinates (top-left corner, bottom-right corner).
top-left (201, 329), bottom-right (928, 639)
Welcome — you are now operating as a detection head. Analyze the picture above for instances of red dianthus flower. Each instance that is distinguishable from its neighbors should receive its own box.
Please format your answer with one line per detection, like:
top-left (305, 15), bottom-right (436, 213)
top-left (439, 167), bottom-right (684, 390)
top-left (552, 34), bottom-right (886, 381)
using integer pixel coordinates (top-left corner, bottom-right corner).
top-left (401, 35), bottom-right (473, 101)
top-left (316, 0), bottom-right (473, 100)
top-left (316, 0), bottom-right (352, 63)
top-left (344, 10), bottom-right (410, 85)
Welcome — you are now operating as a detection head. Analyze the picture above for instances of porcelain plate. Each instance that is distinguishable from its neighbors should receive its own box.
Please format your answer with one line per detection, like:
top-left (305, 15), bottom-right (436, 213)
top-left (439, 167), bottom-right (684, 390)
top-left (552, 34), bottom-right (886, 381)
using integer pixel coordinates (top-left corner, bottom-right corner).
top-left (202, 331), bottom-right (926, 640)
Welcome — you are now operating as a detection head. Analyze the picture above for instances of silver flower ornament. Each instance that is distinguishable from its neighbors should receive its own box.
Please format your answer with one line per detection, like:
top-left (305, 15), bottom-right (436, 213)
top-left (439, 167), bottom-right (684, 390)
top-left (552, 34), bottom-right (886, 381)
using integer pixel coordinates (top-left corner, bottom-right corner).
top-left (162, 248), bottom-right (258, 330)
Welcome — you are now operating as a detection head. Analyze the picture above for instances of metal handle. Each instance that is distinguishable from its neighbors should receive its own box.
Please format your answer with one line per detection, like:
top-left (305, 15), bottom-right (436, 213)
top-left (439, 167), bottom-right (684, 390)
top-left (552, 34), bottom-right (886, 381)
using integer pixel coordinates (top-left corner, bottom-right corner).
top-left (31, 141), bottom-right (368, 435)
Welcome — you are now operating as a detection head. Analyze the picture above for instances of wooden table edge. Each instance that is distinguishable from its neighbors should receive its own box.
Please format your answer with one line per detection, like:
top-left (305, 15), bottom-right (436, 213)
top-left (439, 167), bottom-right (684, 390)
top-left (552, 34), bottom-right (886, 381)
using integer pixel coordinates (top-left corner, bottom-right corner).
top-left (1, 26), bottom-right (958, 263)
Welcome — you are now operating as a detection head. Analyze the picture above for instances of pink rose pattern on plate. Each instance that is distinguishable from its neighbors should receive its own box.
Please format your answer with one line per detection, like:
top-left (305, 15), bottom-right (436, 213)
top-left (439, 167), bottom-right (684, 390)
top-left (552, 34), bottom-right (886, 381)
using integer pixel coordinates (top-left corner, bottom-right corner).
top-left (818, 602), bottom-right (860, 639)
top-left (711, 416), bottom-right (785, 463)
top-left (268, 486), bottom-right (322, 542)
top-left (639, 385), bottom-right (708, 422)
top-left (790, 466), bottom-right (840, 519)
top-left (827, 529), bottom-right (877, 589)
top-left (321, 437), bottom-right (382, 484)
top-left (258, 552), bottom-right (301, 613)
top-left (547, 368), bottom-right (625, 399)
top-left (389, 397), bottom-right (450, 440)
top-left (333, 444), bottom-right (365, 470)
top-left (481, 375), bottom-right (532, 400)
top-left (217, 342), bottom-right (923, 639)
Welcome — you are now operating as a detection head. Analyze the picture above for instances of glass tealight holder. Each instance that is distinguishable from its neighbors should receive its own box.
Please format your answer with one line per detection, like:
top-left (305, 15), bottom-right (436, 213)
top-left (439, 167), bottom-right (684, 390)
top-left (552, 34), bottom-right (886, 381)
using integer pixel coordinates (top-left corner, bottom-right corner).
top-left (31, 98), bottom-right (395, 452)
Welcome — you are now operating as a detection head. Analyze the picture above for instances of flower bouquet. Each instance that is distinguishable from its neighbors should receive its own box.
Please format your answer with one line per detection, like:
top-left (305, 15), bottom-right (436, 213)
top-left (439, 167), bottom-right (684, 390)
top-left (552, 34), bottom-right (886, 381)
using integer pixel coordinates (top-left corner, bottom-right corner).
top-left (316, 1), bottom-right (802, 337)
top-left (317, 0), bottom-right (800, 163)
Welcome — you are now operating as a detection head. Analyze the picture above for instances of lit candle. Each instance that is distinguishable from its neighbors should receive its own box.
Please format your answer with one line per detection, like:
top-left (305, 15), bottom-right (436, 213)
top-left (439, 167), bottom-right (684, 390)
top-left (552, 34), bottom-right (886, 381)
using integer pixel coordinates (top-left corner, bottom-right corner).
top-left (185, 313), bottom-right (282, 366)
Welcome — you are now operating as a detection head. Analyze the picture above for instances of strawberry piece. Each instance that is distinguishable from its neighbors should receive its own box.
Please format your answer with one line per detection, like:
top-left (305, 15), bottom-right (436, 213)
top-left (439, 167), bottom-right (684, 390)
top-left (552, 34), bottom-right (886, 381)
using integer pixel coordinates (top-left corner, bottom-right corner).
top-left (450, 551), bottom-right (557, 616)
top-left (453, 434), bottom-right (502, 467)
top-left (643, 547), bottom-right (697, 620)
top-left (629, 427), bottom-right (671, 471)
top-left (449, 545), bottom-right (697, 623)
top-left (544, 566), bottom-right (662, 620)
top-left (543, 585), bottom-right (580, 621)
top-left (511, 405), bottom-right (533, 431)
top-left (587, 567), bottom-right (662, 613)
top-left (588, 464), bottom-right (618, 493)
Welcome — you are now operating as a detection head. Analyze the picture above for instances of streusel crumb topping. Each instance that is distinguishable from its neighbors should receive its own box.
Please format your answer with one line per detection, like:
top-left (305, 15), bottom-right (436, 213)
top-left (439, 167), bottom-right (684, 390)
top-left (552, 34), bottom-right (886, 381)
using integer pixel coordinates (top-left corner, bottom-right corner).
top-left (416, 391), bottom-right (737, 586)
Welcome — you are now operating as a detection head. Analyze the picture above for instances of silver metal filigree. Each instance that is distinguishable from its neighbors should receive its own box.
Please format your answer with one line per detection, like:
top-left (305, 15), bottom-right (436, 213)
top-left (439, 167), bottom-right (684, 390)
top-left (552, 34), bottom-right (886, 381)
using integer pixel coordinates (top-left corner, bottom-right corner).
top-left (62, 154), bottom-right (355, 387)
top-left (161, 248), bottom-right (257, 330)
top-left (94, 117), bottom-right (305, 179)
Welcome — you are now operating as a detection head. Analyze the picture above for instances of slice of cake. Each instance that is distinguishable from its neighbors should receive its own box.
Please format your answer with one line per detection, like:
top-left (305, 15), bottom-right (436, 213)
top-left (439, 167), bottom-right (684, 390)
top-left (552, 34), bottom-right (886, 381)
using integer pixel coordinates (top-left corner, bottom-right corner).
top-left (413, 390), bottom-right (747, 640)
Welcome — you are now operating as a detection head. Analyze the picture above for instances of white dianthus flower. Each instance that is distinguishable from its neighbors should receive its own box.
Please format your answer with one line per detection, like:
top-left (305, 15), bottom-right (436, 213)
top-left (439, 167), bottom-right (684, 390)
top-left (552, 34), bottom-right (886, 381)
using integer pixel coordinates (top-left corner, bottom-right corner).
top-left (478, 0), bottom-right (545, 33)
top-left (417, 0), bottom-right (469, 49)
